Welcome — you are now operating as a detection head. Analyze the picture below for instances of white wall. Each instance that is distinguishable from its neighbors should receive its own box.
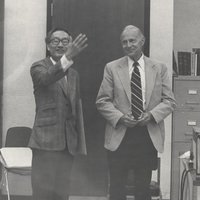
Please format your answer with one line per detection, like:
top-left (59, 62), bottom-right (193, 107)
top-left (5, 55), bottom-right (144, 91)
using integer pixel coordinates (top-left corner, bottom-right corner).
top-left (150, 1), bottom-right (174, 199)
top-left (174, 0), bottom-right (200, 53)
top-left (3, 0), bottom-right (47, 145)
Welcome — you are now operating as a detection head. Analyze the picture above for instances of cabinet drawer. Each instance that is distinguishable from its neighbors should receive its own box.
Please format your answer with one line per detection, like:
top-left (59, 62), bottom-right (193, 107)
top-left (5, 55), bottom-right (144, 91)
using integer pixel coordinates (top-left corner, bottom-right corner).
top-left (173, 111), bottom-right (200, 141)
top-left (174, 78), bottom-right (200, 110)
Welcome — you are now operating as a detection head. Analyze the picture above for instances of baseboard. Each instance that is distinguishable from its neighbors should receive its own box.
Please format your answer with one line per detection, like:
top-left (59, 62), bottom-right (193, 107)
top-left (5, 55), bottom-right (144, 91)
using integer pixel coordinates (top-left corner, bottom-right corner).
top-left (0, 195), bottom-right (32, 200)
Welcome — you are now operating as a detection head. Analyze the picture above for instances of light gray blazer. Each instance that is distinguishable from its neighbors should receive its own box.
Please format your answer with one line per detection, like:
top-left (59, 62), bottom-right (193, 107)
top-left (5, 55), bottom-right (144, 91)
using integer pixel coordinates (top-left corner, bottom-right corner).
top-left (96, 56), bottom-right (176, 153)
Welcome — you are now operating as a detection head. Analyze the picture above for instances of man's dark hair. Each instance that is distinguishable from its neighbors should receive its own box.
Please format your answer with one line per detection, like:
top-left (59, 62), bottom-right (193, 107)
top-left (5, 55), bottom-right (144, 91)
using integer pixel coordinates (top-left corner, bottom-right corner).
top-left (45, 27), bottom-right (71, 44)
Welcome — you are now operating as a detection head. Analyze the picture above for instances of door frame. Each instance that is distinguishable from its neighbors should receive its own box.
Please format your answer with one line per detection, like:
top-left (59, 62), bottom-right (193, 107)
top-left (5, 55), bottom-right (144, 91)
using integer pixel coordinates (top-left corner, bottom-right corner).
top-left (0, 0), bottom-right (4, 149)
top-left (0, 0), bottom-right (4, 188)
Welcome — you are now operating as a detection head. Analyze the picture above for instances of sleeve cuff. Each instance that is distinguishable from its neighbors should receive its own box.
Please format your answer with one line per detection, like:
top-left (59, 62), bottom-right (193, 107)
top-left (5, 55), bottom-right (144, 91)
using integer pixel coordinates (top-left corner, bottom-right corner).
top-left (61, 55), bottom-right (74, 72)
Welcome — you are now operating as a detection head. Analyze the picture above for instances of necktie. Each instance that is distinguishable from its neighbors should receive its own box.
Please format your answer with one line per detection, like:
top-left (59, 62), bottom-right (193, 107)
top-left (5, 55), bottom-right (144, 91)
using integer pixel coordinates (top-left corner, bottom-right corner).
top-left (131, 62), bottom-right (143, 119)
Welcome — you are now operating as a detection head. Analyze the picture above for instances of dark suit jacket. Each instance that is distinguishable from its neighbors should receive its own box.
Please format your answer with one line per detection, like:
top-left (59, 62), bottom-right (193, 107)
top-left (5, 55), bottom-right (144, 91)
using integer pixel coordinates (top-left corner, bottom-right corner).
top-left (28, 57), bottom-right (87, 155)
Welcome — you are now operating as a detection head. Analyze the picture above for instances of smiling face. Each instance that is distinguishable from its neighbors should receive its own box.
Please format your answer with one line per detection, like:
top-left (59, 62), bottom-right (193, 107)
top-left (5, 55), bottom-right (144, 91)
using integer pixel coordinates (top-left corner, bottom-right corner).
top-left (120, 26), bottom-right (145, 61)
top-left (47, 30), bottom-right (72, 61)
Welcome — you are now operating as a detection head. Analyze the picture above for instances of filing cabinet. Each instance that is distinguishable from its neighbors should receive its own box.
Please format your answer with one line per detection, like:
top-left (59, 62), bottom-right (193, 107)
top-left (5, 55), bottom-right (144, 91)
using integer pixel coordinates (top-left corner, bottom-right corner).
top-left (171, 76), bottom-right (200, 200)
top-left (173, 111), bottom-right (200, 142)
top-left (173, 76), bottom-right (200, 111)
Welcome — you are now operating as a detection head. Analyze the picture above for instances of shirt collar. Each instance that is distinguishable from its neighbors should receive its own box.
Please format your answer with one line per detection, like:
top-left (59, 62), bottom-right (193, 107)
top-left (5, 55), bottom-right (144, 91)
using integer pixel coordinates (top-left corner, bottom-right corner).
top-left (127, 54), bottom-right (144, 70)
top-left (50, 57), bottom-right (56, 65)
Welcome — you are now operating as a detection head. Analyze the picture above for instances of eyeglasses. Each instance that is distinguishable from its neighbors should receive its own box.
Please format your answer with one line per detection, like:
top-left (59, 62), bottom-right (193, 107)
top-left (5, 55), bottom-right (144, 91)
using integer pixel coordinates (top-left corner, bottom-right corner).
top-left (50, 37), bottom-right (70, 46)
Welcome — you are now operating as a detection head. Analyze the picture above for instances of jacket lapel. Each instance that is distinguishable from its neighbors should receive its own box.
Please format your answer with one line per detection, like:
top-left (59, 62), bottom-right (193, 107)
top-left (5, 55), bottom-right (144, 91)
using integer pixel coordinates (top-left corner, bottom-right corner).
top-left (117, 57), bottom-right (131, 102)
top-left (144, 56), bottom-right (157, 108)
top-left (59, 77), bottom-right (69, 98)
top-left (58, 68), bottom-right (76, 103)
top-left (46, 57), bottom-right (69, 98)
top-left (46, 57), bottom-right (77, 117)
top-left (67, 68), bottom-right (76, 105)
top-left (66, 69), bottom-right (77, 119)
top-left (45, 57), bottom-right (54, 69)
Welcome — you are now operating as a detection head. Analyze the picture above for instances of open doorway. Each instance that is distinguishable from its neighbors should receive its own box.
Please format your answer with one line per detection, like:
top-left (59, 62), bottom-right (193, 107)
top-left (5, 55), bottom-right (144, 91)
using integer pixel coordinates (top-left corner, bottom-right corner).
top-left (47, 0), bottom-right (150, 196)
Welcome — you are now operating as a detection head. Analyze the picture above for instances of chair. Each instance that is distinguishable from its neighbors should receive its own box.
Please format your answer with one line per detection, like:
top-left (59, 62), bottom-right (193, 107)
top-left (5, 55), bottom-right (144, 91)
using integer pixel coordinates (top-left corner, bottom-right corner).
top-left (0, 126), bottom-right (32, 200)
top-left (5, 127), bottom-right (32, 147)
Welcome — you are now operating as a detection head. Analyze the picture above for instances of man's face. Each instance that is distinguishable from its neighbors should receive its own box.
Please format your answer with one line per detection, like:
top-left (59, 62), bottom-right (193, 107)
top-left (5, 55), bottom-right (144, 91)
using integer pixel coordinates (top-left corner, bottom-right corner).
top-left (120, 28), bottom-right (144, 60)
top-left (47, 30), bottom-right (71, 61)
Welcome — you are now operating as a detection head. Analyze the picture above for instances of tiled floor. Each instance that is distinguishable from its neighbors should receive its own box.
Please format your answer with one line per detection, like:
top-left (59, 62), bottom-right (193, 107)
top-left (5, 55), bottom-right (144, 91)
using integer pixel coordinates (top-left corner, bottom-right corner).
top-left (0, 197), bottom-right (168, 200)
top-left (69, 197), bottom-right (108, 200)
top-left (69, 197), bottom-right (164, 200)
top-left (0, 195), bottom-right (166, 200)
top-left (0, 195), bottom-right (134, 200)
top-left (69, 196), bottom-right (140, 200)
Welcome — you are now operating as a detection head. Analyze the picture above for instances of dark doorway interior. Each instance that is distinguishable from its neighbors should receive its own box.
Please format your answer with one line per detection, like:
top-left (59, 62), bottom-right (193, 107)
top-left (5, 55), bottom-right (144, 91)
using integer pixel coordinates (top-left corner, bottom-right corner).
top-left (47, 0), bottom-right (150, 196)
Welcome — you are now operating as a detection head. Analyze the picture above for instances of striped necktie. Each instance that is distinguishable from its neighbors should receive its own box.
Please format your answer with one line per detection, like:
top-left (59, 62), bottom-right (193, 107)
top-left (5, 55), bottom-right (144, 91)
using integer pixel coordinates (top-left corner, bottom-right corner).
top-left (131, 62), bottom-right (143, 119)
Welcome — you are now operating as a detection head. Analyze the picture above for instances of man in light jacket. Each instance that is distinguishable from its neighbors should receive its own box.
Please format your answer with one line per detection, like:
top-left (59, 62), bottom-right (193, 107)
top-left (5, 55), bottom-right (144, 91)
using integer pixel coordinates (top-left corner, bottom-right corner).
top-left (96, 25), bottom-right (176, 200)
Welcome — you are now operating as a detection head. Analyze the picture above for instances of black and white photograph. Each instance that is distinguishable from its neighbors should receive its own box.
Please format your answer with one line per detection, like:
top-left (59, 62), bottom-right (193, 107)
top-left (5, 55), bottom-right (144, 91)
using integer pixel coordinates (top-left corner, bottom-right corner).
top-left (0, 1), bottom-right (200, 200)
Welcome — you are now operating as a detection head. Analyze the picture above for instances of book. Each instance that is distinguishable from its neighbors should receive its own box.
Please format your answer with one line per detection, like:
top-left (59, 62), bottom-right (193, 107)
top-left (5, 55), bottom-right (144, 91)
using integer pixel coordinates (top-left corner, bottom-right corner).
top-left (192, 48), bottom-right (200, 54)
top-left (197, 53), bottom-right (200, 76)
top-left (173, 51), bottom-right (178, 76)
top-left (191, 52), bottom-right (196, 76)
top-left (192, 48), bottom-right (200, 76)
top-left (0, 147), bottom-right (32, 169)
top-left (177, 51), bottom-right (191, 75)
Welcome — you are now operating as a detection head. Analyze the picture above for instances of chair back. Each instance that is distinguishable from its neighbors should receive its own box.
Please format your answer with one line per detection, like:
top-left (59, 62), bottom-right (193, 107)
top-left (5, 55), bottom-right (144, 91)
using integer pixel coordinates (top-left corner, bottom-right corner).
top-left (5, 127), bottom-right (32, 147)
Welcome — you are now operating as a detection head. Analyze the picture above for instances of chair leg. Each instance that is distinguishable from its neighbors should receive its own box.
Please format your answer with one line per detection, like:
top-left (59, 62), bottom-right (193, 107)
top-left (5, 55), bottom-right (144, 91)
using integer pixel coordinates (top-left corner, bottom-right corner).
top-left (3, 168), bottom-right (10, 200)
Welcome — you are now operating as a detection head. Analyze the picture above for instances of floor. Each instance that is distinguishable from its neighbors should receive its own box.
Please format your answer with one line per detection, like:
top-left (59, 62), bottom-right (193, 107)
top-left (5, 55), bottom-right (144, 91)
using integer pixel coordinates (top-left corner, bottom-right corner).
top-left (0, 196), bottom-right (108, 200)
top-left (0, 196), bottom-right (109, 200)
top-left (70, 197), bottom-right (135, 200)
top-left (69, 197), bottom-right (163, 200)
top-left (69, 197), bottom-right (108, 200)
top-left (0, 196), bottom-right (167, 200)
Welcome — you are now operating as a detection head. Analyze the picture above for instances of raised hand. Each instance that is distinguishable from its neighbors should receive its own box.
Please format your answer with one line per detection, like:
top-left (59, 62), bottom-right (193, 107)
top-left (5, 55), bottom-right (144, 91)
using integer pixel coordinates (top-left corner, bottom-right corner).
top-left (65, 33), bottom-right (88, 60)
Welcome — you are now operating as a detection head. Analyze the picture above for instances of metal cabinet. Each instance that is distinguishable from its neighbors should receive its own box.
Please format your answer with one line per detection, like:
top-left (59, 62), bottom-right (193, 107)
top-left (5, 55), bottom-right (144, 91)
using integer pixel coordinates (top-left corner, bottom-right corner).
top-left (173, 76), bottom-right (200, 111)
top-left (171, 76), bottom-right (200, 200)
top-left (173, 111), bottom-right (200, 142)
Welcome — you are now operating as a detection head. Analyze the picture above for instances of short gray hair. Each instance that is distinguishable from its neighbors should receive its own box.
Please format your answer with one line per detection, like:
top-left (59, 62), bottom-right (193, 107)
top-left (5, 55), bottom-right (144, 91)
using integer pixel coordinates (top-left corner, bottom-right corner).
top-left (120, 25), bottom-right (144, 39)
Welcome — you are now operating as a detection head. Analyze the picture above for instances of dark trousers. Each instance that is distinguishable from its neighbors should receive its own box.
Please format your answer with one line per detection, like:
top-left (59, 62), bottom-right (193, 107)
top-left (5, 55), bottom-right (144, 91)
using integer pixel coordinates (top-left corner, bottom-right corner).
top-left (107, 126), bottom-right (157, 200)
top-left (31, 148), bottom-right (73, 200)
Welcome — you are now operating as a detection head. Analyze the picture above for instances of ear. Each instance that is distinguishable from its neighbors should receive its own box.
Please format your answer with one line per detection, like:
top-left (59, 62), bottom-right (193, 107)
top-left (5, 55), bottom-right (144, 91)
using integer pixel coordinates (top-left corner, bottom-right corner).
top-left (69, 36), bottom-right (73, 42)
top-left (141, 36), bottom-right (145, 46)
top-left (46, 44), bottom-right (50, 51)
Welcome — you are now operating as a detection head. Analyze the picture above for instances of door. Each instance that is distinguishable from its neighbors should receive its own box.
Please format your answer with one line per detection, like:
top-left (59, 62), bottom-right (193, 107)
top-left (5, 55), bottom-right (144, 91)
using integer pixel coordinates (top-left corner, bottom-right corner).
top-left (0, 0), bottom-right (4, 185)
top-left (48, 0), bottom-right (150, 195)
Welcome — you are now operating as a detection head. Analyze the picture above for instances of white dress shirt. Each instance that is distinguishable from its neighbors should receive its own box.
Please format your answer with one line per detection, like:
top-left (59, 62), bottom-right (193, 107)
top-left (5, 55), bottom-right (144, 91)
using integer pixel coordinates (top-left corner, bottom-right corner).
top-left (128, 55), bottom-right (146, 108)
top-left (50, 55), bottom-right (73, 83)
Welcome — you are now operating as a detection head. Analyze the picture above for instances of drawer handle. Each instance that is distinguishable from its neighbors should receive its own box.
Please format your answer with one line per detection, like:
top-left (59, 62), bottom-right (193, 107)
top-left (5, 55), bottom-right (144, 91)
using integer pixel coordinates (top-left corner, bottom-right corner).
top-left (184, 132), bottom-right (193, 137)
top-left (185, 101), bottom-right (200, 105)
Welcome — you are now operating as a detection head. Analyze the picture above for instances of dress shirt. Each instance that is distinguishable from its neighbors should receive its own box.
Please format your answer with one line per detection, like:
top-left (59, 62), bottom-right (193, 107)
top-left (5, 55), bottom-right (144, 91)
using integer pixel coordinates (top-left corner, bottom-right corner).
top-left (128, 55), bottom-right (146, 108)
top-left (50, 55), bottom-right (73, 83)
